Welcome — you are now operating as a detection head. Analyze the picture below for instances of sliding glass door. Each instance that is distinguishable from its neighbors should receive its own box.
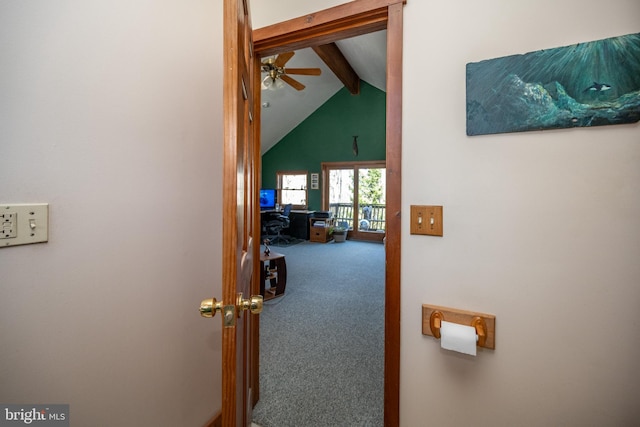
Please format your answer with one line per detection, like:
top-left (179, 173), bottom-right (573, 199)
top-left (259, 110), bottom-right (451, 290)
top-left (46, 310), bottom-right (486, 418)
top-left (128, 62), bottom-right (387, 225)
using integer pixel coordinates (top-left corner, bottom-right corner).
top-left (323, 161), bottom-right (386, 242)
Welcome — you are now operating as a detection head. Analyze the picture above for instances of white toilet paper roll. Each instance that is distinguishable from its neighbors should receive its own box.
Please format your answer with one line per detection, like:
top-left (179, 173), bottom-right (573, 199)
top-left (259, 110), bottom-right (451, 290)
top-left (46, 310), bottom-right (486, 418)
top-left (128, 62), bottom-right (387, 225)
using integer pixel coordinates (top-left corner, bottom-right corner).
top-left (440, 320), bottom-right (477, 356)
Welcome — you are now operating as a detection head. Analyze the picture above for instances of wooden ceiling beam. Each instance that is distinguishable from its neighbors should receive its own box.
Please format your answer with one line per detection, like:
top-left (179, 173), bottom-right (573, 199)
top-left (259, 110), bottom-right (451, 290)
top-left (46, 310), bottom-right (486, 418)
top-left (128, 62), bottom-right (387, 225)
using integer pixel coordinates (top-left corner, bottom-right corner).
top-left (312, 43), bottom-right (360, 95)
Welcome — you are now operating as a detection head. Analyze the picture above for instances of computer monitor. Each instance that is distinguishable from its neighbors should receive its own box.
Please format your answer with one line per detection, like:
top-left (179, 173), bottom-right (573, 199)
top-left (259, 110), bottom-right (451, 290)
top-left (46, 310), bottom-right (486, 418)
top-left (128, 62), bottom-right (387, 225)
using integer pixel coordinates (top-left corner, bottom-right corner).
top-left (259, 189), bottom-right (277, 210)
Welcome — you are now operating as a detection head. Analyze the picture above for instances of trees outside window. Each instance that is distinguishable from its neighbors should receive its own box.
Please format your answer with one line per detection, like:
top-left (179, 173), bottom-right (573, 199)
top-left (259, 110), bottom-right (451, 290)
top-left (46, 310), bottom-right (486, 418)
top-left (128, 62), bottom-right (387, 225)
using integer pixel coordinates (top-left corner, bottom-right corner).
top-left (277, 171), bottom-right (308, 208)
top-left (322, 161), bottom-right (386, 242)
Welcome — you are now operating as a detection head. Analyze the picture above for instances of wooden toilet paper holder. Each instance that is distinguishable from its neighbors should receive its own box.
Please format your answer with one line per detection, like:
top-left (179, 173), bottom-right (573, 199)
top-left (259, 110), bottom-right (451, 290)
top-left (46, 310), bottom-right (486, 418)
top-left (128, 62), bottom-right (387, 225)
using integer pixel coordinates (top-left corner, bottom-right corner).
top-left (422, 304), bottom-right (496, 349)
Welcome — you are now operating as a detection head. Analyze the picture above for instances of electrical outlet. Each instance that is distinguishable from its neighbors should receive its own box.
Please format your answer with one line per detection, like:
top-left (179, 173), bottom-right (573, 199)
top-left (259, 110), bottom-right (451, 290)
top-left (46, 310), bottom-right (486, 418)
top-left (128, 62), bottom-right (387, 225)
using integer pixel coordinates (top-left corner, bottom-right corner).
top-left (1, 212), bottom-right (18, 239)
top-left (0, 204), bottom-right (49, 247)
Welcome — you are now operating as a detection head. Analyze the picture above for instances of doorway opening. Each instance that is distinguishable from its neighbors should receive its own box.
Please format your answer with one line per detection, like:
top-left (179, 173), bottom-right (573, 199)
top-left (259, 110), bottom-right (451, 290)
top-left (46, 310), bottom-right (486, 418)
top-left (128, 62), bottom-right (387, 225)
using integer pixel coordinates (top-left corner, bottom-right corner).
top-left (253, 1), bottom-right (404, 425)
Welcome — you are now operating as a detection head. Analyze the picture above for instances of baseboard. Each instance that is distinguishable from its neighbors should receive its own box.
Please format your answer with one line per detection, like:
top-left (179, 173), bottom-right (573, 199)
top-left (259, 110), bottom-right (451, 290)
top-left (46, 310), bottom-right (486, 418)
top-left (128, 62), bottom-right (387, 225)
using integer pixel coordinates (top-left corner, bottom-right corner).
top-left (203, 410), bottom-right (221, 427)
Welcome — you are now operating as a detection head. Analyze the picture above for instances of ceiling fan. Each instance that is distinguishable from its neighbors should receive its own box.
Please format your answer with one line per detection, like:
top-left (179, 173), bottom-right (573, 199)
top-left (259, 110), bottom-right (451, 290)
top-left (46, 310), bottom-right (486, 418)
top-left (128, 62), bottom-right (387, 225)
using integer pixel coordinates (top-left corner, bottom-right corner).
top-left (261, 51), bottom-right (321, 91)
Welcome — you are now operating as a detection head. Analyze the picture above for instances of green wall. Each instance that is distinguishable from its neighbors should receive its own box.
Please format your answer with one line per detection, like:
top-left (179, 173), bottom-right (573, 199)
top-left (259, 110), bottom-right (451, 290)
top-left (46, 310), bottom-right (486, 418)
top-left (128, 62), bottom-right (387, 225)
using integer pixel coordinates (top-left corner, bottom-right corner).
top-left (261, 80), bottom-right (386, 210)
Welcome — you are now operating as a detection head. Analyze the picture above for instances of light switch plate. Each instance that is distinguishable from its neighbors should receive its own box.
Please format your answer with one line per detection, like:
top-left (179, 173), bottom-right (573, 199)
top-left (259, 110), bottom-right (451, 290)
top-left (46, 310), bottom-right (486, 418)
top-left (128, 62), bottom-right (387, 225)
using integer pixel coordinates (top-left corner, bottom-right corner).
top-left (0, 204), bottom-right (49, 248)
top-left (410, 205), bottom-right (443, 236)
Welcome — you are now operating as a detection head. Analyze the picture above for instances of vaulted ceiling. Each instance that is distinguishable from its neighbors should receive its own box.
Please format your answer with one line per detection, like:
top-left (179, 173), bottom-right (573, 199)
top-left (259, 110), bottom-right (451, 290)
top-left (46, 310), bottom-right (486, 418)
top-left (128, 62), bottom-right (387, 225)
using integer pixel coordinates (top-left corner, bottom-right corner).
top-left (259, 30), bottom-right (387, 154)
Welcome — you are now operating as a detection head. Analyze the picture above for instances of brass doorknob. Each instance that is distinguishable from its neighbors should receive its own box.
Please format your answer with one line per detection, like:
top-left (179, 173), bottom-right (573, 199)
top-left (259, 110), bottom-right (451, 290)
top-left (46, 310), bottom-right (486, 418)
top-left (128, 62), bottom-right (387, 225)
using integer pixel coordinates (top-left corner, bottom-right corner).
top-left (199, 297), bottom-right (223, 318)
top-left (239, 294), bottom-right (264, 314)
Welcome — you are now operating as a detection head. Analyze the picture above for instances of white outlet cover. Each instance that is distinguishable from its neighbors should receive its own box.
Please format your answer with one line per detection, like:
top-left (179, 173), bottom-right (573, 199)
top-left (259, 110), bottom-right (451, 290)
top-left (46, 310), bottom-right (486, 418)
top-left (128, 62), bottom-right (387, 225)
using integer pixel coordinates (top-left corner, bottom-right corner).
top-left (1, 212), bottom-right (18, 238)
top-left (0, 204), bottom-right (49, 248)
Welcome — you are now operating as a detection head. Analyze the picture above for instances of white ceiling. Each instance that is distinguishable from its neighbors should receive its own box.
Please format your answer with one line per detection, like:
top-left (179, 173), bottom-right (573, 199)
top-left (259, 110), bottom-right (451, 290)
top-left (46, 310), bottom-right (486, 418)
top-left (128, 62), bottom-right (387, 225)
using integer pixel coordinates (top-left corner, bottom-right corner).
top-left (259, 30), bottom-right (387, 154)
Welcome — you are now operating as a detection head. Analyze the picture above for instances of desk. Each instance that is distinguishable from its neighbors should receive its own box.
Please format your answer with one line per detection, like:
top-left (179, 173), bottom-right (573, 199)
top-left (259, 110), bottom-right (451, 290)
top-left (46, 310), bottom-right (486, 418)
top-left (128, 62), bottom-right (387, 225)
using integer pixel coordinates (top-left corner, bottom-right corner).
top-left (261, 209), bottom-right (315, 240)
top-left (289, 210), bottom-right (314, 239)
top-left (260, 251), bottom-right (287, 300)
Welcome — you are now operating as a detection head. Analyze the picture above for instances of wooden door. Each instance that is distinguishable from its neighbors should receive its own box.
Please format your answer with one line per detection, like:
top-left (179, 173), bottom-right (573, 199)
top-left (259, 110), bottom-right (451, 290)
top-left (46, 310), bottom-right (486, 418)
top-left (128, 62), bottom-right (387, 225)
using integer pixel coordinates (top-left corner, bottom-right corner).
top-left (221, 0), bottom-right (259, 425)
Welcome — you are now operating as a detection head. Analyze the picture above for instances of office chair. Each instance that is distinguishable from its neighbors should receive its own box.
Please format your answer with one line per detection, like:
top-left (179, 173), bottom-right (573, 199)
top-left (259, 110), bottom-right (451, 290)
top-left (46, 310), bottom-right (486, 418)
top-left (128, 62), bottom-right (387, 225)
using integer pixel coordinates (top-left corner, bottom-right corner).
top-left (265, 204), bottom-right (292, 245)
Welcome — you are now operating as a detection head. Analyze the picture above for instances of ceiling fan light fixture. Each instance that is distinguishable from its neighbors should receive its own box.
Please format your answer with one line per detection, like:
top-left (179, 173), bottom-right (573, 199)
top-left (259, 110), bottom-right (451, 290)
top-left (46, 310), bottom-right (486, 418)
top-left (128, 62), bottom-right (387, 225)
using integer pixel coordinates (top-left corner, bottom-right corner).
top-left (262, 75), bottom-right (284, 91)
top-left (260, 51), bottom-right (319, 92)
top-left (261, 75), bottom-right (273, 90)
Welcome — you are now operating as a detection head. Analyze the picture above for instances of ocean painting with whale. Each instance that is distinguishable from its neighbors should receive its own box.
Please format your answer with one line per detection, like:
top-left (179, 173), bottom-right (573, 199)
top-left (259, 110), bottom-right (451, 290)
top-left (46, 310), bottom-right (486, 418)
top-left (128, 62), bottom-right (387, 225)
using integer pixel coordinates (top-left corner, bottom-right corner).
top-left (466, 33), bottom-right (640, 136)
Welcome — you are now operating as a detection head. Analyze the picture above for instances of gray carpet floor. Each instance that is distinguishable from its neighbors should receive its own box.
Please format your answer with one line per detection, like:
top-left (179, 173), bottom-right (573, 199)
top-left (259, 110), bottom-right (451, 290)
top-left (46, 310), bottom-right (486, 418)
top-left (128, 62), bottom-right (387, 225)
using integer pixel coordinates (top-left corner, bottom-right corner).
top-left (252, 240), bottom-right (385, 427)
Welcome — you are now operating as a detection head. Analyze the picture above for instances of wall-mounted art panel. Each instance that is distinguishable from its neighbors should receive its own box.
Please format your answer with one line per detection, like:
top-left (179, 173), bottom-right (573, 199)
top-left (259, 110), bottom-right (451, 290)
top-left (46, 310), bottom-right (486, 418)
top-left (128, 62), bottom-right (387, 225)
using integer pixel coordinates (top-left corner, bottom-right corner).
top-left (466, 33), bottom-right (640, 136)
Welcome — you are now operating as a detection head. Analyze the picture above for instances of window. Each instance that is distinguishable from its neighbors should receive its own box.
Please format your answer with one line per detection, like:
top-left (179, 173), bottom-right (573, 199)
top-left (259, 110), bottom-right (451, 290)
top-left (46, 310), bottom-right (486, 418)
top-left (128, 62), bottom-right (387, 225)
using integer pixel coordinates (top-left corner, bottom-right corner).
top-left (277, 171), bottom-right (308, 208)
top-left (322, 161), bottom-right (386, 242)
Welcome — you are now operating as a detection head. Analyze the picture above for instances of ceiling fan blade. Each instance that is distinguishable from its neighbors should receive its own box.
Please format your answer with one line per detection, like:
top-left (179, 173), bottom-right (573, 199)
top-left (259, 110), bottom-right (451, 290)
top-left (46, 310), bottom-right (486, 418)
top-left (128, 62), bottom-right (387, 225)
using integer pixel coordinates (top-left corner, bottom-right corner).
top-left (280, 74), bottom-right (305, 91)
top-left (284, 67), bottom-right (322, 76)
top-left (274, 51), bottom-right (295, 68)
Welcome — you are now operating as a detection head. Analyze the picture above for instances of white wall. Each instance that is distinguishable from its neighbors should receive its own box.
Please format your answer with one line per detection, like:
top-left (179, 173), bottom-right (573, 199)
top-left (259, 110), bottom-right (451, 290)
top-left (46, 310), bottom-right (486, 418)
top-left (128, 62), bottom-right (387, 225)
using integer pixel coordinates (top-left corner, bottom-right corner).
top-left (0, 1), bottom-right (223, 425)
top-left (401, 0), bottom-right (640, 426)
top-left (2, 0), bottom-right (638, 426)
top-left (251, 0), bottom-right (346, 28)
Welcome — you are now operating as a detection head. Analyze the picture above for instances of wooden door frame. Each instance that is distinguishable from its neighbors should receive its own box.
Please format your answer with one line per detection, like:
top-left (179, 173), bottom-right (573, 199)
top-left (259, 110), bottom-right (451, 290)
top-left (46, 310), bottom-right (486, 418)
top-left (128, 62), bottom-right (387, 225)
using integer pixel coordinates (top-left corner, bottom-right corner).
top-left (253, 1), bottom-right (404, 425)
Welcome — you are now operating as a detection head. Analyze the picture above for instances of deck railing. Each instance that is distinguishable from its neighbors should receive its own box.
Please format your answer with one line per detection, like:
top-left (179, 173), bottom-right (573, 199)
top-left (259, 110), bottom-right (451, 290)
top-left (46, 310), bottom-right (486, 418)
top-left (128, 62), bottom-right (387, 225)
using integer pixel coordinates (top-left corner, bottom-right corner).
top-left (328, 203), bottom-right (386, 232)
